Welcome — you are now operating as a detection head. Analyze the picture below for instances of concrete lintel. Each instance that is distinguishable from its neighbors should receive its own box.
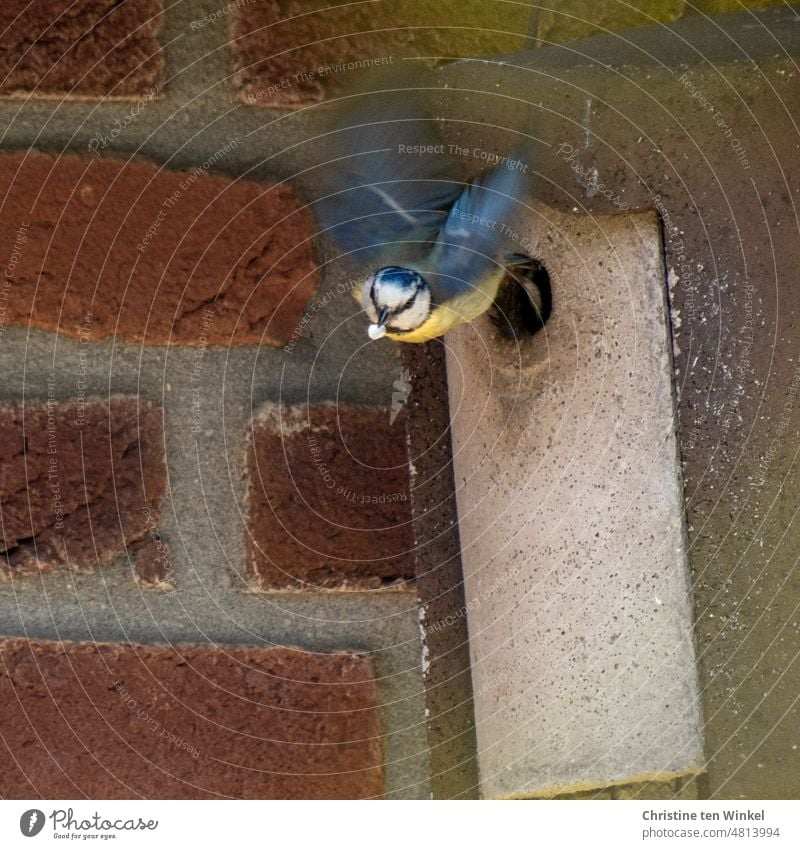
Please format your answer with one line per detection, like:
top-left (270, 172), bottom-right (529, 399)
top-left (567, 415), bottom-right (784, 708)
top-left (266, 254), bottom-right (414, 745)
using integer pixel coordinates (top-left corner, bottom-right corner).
top-left (446, 205), bottom-right (704, 798)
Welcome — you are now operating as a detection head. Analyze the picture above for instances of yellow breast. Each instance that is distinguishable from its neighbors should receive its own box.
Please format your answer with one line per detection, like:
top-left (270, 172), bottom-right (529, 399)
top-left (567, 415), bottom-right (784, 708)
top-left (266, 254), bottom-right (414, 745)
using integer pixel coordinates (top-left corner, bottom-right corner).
top-left (354, 266), bottom-right (505, 343)
top-left (386, 277), bottom-right (503, 343)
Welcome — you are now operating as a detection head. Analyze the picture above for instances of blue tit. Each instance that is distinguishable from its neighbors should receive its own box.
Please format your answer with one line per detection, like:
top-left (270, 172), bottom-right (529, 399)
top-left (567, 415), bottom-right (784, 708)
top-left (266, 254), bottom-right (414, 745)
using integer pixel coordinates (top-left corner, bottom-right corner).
top-left (312, 69), bottom-right (542, 343)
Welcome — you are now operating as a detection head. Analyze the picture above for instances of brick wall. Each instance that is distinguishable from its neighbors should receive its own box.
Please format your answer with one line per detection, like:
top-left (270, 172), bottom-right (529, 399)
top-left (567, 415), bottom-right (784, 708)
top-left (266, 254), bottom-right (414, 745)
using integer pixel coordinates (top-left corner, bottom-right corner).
top-left (0, 0), bottom-right (432, 800)
top-left (0, 0), bottom-right (793, 802)
top-left (0, 638), bottom-right (383, 799)
top-left (0, 1), bottom-right (164, 100)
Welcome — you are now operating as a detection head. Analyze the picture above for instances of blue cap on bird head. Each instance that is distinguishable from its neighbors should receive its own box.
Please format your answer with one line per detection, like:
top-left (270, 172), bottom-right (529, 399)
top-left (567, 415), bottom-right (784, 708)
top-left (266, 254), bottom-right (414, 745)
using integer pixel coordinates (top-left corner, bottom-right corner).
top-left (362, 265), bottom-right (432, 340)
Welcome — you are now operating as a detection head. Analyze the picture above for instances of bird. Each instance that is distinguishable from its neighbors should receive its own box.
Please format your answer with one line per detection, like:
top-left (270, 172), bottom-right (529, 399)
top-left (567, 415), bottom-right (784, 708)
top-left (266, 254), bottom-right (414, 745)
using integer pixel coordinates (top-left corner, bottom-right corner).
top-left (311, 67), bottom-right (549, 343)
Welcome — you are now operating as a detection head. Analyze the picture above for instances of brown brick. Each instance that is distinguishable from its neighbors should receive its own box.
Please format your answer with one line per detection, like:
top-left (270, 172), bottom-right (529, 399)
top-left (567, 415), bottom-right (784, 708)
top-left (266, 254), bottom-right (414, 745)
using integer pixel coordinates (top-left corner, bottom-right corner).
top-left (0, 637), bottom-right (384, 799)
top-left (245, 403), bottom-right (415, 591)
top-left (0, 152), bottom-right (318, 347)
top-left (0, 1), bottom-right (164, 100)
top-left (133, 520), bottom-right (174, 589)
top-left (0, 397), bottom-right (166, 576)
top-left (231, 0), bottom-right (532, 107)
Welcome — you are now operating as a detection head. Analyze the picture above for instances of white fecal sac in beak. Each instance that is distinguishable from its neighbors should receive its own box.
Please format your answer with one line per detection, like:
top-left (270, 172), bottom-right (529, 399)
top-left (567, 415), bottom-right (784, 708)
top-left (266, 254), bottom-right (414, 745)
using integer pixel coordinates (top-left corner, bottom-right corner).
top-left (368, 324), bottom-right (387, 340)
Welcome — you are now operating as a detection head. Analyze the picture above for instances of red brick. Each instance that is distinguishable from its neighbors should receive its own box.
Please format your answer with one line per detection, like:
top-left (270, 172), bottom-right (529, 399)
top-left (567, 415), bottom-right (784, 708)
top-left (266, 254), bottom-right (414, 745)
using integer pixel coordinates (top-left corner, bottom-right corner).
top-left (0, 397), bottom-right (166, 577)
top-left (133, 518), bottom-right (174, 589)
top-left (231, 0), bottom-right (531, 107)
top-left (245, 403), bottom-right (416, 590)
top-left (0, 152), bottom-right (318, 346)
top-left (0, 637), bottom-right (384, 799)
top-left (0, 1), bottom-right (164, 100)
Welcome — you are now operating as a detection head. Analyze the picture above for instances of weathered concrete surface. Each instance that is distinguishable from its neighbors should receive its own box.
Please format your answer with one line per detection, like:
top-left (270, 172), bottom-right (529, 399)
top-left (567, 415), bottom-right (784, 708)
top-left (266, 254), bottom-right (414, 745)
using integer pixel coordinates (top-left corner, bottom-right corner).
top-left (403, 341), bottom-right (480, 799)
top-left (447, 207), bottom-right (703, 798)
top-left (433, 4), bottom-right (800, 798)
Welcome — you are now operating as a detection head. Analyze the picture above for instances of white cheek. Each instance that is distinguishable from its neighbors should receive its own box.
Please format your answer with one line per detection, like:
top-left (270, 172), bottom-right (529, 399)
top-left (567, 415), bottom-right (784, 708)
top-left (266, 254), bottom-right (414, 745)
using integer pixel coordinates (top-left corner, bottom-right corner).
top-left (379, 281), bottom-right (413, 310)
top-left (390, 291), bottom-right (431, 331)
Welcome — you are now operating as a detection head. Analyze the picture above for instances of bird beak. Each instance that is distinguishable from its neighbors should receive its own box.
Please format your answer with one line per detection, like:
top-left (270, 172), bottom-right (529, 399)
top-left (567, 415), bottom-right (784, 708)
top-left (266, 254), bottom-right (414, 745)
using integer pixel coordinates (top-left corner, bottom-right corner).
top-left (368, 307), bottom-right (390, 340)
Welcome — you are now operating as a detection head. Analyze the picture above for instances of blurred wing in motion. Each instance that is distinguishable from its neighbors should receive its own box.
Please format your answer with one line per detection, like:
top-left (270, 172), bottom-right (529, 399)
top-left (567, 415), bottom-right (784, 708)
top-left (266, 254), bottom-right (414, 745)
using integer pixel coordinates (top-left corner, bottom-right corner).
top-left (312, 68), bottom-right (466, 263)
top-left (432, 146), bottom-right (535, 301)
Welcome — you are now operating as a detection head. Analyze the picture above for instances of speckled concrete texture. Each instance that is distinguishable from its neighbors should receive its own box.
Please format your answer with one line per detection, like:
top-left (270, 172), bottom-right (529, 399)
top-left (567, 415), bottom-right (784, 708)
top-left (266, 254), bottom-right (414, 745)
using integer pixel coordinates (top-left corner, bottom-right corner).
top-left (402, 340), bottom-right (480, 799)
top-left (446, 206), bottom-right (703, 798)
top-left (535, 0), bottom-right (684, 46)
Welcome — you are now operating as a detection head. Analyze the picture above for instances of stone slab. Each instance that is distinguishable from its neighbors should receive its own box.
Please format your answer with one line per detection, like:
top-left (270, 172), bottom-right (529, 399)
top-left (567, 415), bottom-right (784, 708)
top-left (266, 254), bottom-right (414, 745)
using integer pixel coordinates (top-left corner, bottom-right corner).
top-left (446, 206), bottom-right (703, 798)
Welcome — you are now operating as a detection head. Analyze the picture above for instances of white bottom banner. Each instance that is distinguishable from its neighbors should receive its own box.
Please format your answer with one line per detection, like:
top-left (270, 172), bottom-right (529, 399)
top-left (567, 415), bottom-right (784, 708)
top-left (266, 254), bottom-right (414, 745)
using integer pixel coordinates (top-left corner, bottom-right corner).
top-left (1, 800), bottom-right (797, 848)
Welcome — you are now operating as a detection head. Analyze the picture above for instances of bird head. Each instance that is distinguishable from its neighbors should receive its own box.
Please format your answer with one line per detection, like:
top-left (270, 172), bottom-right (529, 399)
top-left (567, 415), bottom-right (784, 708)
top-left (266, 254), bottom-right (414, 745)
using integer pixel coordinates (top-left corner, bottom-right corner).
top-left (360, 266), bottom-right (432, 340)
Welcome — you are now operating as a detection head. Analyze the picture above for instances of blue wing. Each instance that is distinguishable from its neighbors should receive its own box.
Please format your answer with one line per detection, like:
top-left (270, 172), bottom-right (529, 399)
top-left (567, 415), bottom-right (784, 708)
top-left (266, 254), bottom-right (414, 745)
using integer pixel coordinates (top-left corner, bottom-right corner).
top-left (311, 70), bottom-right (466, 262)
top-left (432, 147), bottom-right (534, 301)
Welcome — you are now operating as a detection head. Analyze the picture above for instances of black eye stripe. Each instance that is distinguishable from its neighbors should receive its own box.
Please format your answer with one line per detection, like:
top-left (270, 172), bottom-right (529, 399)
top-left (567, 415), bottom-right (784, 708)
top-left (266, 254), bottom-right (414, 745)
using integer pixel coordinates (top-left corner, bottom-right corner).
top-left (398, 292), bottom-right (418, 313)
top-left (387, 294), bottom-right (433, 333)
top-left (370, 286), bottom-right (419, 318)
